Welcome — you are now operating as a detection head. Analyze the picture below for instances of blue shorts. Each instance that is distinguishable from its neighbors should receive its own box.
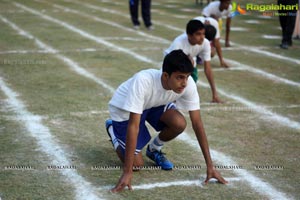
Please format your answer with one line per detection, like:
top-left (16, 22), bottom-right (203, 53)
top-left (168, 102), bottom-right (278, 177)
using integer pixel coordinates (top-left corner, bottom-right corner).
top-left (112, 103), bottom-right (176, 156)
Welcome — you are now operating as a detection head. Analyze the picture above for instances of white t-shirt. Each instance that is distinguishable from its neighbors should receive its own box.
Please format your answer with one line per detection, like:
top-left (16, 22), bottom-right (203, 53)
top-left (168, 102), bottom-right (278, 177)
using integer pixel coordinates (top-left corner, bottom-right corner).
top-left (164, 33), bottom-right (211, 62)
top-left (202, 1), bottom-right (232, 19)
top-left (109, 69), bottom-right (200, 121)
top-left (194, 16), bottom-right (220, 39)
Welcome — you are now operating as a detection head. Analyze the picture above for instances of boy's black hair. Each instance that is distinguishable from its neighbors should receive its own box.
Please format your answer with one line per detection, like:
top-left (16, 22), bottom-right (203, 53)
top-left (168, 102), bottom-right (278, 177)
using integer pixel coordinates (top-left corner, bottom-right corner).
top-left (186, 19), bottom-right (205, 35)
top-left (163, 50), bottom-right (194, 75)
top-left (205, 24), bottom-right (217, 41)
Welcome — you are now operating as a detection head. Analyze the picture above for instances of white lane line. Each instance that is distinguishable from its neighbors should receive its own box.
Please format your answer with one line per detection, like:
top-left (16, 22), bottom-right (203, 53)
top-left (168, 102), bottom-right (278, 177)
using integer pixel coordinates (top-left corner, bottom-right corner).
top-left (5, 5), bottom-right (295, 198)
top-left (245, 20), bottom-right (261, 24)
top-left (59, 0), bottom-right (300, 83)
top-left (222, 46), bottom-right (269, 51)
top-left (0, 47), bottom-right (163, 55)
top-left (133, 180), bottom-right (204, 190)
top-left (98, 0), bottom-right (124, 6)
top-left (101, 37), bottom-right (167, 43)
top-left (225, 59), bottom-right (300, 87)
top-left (262, 35), bottom-right (281, 40)
top-left (202, 104), bottom-right (300, 112)
top-left (14, 2), bottom-right (155, 65)
top-left (230, 27), bottom-right (248, 31)
top-left (178, 133), bottom-right (293, 200)
top-left (199, 66), bottom-right (245, 72)
top-left (180, 8), bottom-right (196, 12)
top-left (11, 2), bottom-right (300, 131)
top-left (101, 178), bottom-right (241, 190)
top-left (0, 49), bottom-right (48, 54)
top-left (71, 0), bottom-right (300, 65)
top-left (52, 3), bottom-right (169, 44)
top-left (258, 15), bottom-right (272, 19)
top-left (227, 40), bottom-right (300, 65)
top-left (68, 0), bottom-right (124, 6)
top-left (0, 78), bottom-right (103, 200)
top-left (197, 81), bottom-right (300, 130)
top-left (152, 9), bottom-right (187, 19)
top-left (132, 177), bottom-right (242, 190)
top-left (1, 15), bottom-right (115, 94)
top-left (65, 0), bottom-right (184, 32)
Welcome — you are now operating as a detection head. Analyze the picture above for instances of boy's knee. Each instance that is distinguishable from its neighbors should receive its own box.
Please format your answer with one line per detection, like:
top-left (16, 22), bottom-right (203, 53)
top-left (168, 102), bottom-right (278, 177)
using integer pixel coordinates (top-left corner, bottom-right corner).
top-left (169, 114), bottom-right (186, 133)
top-left (161, 109), bottom-right (186, 133)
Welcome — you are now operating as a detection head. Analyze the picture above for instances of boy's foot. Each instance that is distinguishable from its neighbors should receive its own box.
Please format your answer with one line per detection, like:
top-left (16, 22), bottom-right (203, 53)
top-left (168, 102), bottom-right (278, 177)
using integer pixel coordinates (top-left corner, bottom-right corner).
top-left (146, 145), bottom-right (173, 170)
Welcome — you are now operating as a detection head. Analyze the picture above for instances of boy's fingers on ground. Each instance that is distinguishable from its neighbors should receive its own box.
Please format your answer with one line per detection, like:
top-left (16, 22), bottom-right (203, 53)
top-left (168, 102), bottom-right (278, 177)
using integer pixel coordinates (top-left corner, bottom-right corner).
top-left (214, 170), bottom-right (228, 184)
top-left (204, 174), bottom-right (212, 184)
top-left (204, 168), bottom-right (228, 184)
top-left (110, 186), bottom-right (123, 193)
top-left (111, 182), bottom-right (125, 193)
top-left (217, 176), bottom-right (228, 184)
top-left (211, 98), bottom-right (224, 104)
top-left (221, 61), bottom-right (230, 68)
top-left (111, 181), bottom-right (132, 193)
top-left (204, 178), bottom-right (210, 184)
top-left (204, 177), bottom-right (228, 184)
top-left (128, 184), bottom-right (133, 190)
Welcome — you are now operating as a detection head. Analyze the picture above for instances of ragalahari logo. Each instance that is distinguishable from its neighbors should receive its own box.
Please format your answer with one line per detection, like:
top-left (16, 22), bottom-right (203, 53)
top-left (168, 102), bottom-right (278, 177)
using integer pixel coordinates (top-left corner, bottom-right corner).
top-left (231, 2), bottom-right (246, 17)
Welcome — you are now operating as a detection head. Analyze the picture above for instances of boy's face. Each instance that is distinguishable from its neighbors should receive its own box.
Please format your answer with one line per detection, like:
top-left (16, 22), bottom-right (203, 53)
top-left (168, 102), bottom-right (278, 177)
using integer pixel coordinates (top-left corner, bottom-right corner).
top-left (220, 0), bottom-right (231, 10)
top-left (188, 29), bottom-right (205, 45)
top-left (163, 71), bottom-right (191, 94)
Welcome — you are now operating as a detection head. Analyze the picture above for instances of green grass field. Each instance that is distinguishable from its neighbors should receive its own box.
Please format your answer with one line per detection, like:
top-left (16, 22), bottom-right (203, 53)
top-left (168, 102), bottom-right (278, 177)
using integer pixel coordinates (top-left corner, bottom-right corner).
top-left (0, 0), bottom-right (299, 199)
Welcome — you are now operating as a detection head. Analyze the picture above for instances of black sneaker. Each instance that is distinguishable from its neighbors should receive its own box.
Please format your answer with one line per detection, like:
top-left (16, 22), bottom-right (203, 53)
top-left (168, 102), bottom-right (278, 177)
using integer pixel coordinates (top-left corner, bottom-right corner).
top-left (280, 43), bottom-right (288, 49)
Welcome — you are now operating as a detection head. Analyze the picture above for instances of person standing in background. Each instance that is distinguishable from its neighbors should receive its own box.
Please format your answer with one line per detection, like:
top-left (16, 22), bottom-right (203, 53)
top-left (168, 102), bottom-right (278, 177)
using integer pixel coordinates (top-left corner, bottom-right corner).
top-left (129, 0), bottom-right (153, 30)
top-left (278, 0), bottom-right (298, 49)
top-left (292, 0), bottom-right (300, 39)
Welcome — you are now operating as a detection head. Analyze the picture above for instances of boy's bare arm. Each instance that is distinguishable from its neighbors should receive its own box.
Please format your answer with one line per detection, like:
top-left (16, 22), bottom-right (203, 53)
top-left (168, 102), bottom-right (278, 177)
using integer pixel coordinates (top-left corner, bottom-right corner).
top-left (225, 17), bottom-right (231, 47)
top-left (189, 110), bottom-right (227, 184)
top-left (111, 112), bottom-right (141, 193)
top-left (213, 38), bottom-right (229, 68)
top-left (203, 61), bottom-right (223, 103)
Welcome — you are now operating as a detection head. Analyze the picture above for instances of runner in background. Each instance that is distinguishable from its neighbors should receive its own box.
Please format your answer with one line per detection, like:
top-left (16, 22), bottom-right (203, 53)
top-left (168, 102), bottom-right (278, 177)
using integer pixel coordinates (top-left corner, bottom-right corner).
top-left (202, 0), bottom-right (232, 47)
top-left (194, 16), bottom-right (229, 68)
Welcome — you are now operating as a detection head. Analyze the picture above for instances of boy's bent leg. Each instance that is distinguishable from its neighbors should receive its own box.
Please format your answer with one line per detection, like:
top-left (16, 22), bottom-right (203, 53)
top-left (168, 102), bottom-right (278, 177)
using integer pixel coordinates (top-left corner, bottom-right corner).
top-left (116, 146), bottom-right (125, 163)
top-left (116, 146), bottom-right (144, 170)
top-left (133, 152), bottom-right (144, 170)
top-left (108, 117), bottom-right (149, 169)
top-left (146, 105), bottom-right (183, 170)
top-left (159, 109), bottom-right (186, 141)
